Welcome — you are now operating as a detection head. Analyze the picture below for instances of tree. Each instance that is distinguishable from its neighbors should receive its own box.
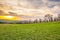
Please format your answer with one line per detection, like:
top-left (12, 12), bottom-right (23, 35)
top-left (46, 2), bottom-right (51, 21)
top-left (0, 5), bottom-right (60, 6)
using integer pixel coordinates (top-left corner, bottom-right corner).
top-left (39, 18), bottom-right (42, 23)
top-left (54, 17), bottom-right (58, 21)
top-left (34, 19), bottom-right (38, 23)
top-left (58, 14), bottom-right (60, 21)
top-left (44, 14), bottom-right (53, 22)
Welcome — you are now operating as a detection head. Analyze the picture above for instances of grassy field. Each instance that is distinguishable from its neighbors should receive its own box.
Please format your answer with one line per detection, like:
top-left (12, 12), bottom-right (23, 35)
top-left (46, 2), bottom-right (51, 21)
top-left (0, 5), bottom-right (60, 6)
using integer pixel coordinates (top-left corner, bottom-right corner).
top-left (0, 22), bottom-right (60, 40)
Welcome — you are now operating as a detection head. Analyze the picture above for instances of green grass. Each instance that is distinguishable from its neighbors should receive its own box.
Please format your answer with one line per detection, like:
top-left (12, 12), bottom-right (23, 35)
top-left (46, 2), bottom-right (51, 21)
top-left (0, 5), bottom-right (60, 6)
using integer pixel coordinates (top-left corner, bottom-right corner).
top-left (0, 22), bottom-right (60, 40)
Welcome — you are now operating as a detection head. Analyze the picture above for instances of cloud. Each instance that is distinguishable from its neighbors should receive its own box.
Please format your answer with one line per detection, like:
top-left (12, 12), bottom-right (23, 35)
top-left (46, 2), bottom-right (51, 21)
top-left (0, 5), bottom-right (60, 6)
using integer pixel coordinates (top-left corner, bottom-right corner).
top-left (0, 0), bottom-right (60, 20)
top-left (49, 0), bottom-right (60, 2)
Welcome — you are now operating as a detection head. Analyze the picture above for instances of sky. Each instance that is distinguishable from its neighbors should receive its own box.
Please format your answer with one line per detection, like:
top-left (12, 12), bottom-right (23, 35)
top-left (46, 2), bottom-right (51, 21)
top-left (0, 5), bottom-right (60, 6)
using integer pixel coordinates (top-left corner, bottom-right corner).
top-left (0, 0), bottom-right (60, 20)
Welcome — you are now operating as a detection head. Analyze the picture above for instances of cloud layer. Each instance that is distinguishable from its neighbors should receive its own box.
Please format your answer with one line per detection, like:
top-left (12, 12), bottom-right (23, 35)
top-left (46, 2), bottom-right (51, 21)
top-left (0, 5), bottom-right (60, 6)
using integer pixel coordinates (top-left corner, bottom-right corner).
top-left (0, 0), bottom-right (60, 20)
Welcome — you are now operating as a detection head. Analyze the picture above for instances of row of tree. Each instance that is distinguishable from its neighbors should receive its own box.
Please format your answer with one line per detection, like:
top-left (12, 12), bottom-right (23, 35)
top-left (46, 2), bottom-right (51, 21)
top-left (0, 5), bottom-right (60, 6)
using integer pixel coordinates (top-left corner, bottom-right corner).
top-left (14, 14), bottom-right (60, 24)
top-left (44, 14), bottom-right (60, 22)
top-left (0, 14), bottom-right (60, 24)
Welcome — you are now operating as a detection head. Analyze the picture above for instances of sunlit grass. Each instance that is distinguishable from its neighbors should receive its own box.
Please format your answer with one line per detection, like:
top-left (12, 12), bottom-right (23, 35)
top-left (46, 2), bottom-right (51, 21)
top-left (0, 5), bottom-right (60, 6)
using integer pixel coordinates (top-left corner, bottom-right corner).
top-left (0, 22), bottom-right (60, 40)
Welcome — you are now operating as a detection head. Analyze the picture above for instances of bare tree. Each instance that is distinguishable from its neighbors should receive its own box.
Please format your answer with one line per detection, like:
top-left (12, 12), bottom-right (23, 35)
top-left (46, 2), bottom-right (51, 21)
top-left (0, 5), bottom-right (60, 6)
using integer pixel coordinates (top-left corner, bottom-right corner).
top-left (54, 17), bottom-right (58, 21)
top-left (58, 14), bottom-right (60, 21)
top-left (34, 19), bottom-right (38, 23)
top-left (39, 18), bottom-right (42, 23)
top-left (44, 14), bottom-right (53, 22)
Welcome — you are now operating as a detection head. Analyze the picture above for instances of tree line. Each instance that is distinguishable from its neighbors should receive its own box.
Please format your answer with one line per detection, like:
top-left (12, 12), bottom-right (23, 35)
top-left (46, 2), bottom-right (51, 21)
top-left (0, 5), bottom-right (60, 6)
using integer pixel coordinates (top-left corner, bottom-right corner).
top-left (0, 14), bottom-right (60, 24)
top-left (16, 14), bottom-right (60, 24)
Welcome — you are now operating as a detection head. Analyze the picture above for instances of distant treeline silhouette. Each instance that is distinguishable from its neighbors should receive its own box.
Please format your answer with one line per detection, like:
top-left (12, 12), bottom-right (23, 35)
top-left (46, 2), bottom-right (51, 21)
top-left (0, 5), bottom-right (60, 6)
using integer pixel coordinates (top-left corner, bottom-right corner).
top-left (0, 14), bottom-right (60, 24)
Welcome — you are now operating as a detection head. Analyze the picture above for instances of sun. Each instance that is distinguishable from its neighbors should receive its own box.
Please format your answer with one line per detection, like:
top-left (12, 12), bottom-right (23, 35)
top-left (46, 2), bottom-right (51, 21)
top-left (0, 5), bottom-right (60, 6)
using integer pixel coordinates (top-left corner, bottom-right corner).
top-left (4, 16), bottom-right (17, 20)
top-left (0, 15), bottom-right (17, 20)
top-left (4, 16), bottom-right (14, 19)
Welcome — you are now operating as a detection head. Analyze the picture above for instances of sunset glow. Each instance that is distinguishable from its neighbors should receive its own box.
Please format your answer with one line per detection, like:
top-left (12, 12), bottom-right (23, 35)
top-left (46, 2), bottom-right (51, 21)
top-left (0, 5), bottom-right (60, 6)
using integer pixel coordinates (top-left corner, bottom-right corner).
top-left (4, 16), bottom-right (14, 18)
top-left (0, 0), bottom-right (60, 20)
top-left (0, 16), bottom-right (17, 20)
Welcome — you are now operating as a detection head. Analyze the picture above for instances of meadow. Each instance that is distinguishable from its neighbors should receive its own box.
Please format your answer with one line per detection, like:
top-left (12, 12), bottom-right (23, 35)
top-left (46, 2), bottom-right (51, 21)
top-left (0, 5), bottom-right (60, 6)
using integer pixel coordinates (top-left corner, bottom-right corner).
top-left (0, 22), bottom-right (60, 40)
